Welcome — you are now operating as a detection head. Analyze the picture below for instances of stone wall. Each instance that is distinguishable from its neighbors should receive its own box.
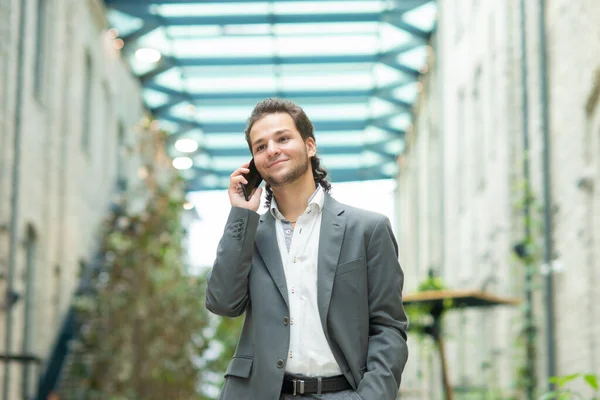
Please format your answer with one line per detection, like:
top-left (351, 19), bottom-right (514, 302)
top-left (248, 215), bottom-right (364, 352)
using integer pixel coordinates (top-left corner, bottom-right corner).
top-left (397, 0), bottom-right (600, 397)
top-left (0, 0), bottom-right (145, 398)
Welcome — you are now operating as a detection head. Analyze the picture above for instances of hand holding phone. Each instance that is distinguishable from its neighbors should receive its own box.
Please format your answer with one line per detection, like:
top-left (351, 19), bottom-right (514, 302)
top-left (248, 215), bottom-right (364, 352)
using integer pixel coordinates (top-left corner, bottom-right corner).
top-left (241, 159), bottom-right (263, 201)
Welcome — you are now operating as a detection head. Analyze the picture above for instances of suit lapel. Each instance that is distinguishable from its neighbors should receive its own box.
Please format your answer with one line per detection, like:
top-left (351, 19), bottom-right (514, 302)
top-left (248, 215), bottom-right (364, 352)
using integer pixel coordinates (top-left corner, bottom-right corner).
top-left (255, 212), bottom-right (289, 308)
top-left (317, 195), bottom-right (346, 335)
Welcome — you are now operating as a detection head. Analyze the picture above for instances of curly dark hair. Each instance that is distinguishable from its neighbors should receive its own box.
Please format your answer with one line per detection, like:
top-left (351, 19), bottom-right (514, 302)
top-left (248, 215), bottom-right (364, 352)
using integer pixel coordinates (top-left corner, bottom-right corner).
top-left (244, 98), bottom-right (331, 208)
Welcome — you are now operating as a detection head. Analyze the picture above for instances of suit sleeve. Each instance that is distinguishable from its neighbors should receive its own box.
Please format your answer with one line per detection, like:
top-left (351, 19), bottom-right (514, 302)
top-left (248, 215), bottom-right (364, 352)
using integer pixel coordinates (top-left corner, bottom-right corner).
top-left (356, 215), bottom-right (409, 400)
top-left (205, 207), bottom-right (260, 318)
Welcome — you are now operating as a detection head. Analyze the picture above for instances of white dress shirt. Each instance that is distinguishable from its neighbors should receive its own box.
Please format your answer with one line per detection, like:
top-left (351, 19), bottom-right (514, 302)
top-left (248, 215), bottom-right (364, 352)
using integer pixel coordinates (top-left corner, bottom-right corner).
top-left (270, 186), bottom-right (342, 377)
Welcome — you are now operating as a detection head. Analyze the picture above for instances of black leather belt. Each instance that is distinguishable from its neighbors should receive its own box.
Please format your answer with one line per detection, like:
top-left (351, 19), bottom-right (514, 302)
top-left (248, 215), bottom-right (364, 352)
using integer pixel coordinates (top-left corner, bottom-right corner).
top-left (281, 374), bottom-right (351, 396)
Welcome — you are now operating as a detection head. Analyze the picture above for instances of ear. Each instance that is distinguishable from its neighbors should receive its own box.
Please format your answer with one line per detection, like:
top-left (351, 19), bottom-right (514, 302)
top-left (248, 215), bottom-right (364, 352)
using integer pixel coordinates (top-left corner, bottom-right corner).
top-left (305, 137), bottom-right (316, 158)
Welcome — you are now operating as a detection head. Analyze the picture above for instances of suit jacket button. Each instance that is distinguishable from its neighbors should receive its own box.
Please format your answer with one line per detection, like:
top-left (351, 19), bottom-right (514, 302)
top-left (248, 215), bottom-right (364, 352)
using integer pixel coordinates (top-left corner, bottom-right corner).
top-left (283, 317), bottom-right (289, 326)
top-left (277, 359), bottom-right (284, 368)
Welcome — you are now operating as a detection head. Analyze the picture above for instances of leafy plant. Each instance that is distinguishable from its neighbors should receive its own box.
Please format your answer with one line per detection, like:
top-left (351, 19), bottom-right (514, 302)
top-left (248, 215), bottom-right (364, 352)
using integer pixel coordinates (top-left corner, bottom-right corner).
top-left (60, 118), bottom-right (211, 399)
top-left (539, 373), bottom-right (599, 400)
top-left (405, 270), bottom-right (452, 335)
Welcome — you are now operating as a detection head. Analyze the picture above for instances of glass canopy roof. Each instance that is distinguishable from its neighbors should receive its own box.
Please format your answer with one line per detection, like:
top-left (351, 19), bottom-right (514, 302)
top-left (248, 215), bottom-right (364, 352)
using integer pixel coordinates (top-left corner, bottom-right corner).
top-left (104, 0), bottom-right (437, 191)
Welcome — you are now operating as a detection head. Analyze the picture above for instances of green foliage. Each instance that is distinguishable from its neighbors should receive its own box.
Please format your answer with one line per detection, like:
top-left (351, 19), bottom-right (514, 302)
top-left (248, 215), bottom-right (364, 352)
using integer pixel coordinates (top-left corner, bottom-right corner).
top-left (405, 273), bottom-right (452, 335)
top-left (509, 177), bottom-right (547, 397)
top-left (539, 373), bottom-right (599, 400)
top-left (63, 118), bottom-right (210, 400)
top-left (199, 315), bottom-right (244, 394)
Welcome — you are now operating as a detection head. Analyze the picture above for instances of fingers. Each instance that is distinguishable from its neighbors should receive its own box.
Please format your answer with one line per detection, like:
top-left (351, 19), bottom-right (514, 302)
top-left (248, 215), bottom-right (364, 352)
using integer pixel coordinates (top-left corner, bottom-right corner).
top-left (229, 166), bottom-right (250, 189)
top-left (230, 167), bottom-right (249, 179)
top-left (230, 174), bottom-right (248, 186)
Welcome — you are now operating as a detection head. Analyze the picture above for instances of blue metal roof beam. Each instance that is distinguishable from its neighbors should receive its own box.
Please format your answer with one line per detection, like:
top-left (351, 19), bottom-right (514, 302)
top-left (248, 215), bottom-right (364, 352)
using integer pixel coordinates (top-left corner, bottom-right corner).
top-left (184, 166), bottom-right (394, 191)
top-left (139, 56), bottom-right (178, 84)
top-left (162, 115), bottom-right (369, 133)
top-left (109, 1), bottom-right (432, 28)
top-left (195, 146), bottom-right (397, 161)
top-left (147, 83), bottom-right (415, 109)
top-left (160, 13), bottom-right (380, 26)
top-left (107, 0), bottom-right (427, 5)
top-left (161, 95), bottom-right (373, 108)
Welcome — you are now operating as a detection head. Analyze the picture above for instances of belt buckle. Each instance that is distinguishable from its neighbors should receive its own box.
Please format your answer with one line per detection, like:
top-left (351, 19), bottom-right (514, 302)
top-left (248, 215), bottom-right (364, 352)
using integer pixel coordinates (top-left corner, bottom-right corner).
top-left (292, 379), bottom-right (305, 396)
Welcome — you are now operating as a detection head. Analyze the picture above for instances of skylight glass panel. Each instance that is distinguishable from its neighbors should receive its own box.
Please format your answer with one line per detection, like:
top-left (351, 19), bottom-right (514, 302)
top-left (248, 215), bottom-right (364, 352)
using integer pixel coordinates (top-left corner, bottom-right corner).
top-left (280, 72), bottom-right (374, 91)
top-left (157, 120), bottom-right (180, 135)
top-left (384, 138), bottom-right (405, 155)
top-left (211, 156), bottom-right (255, 171)
top-left (280, 72), bottom-right (373, 91)
top-left (362, 126), bottom-right (393, 144)
top-left (323, 154), bottom-right (382, 169)
top-left (181, 65), bottom-right (275, 77)
top-left (391, 82), bottom-right (418, 103)
top-left (177, 104), bottom-right (255, 123)
top-left (276, 35), bottom-right (378, 56)
top-left (279, 63), bottom-right (373, 74)
top-left (129, 56), bottom-right (158, 76)
top-left (171, 37), bottom-right (275, 57)
top-left (396, 47), bottom-right (428, 69)
top-left (381, 161), bottom-right (399, 176)
top-left (166, 26), bottom-right (223, 38)
top-left (143, 89), bottom-right (170, 108)
top-left (378, 23), bottom-right (413, 52)
top-left (273, 1), bottom-right (386, 15)
top-left (153, 69), bottom-right (185, 91)
top-left (368, 97), bottom-right (398, 118)
top-left (313, 132), bottom-right (365, 146)
top-left (193, 174), bottom-right (231, 190)
top-left (184, 76), bottom-right (277, 94)
top-left (361, 150), bottom-right (387, 166)
top-left (274, 22), bottom-right (379, 36)
top-left (301, 103), bottom-right (370, 120)
top-left (221, 24), bottom-right (272, 36)
top-left (402, 2), bottom-right (437, 31)
top-left (204, 134), bottom-right (250, 149)
top-left (373, 63), bottom-right (406, 87)
top-left (106, 9), bottom-right (143, 37)
top-left (179, 168), bottom-right (196, 180)
top-left (198, 174), bottom-right (221, 189)
top-left (387, 114), bottom-right (411, 130)
top-left (169, 106), bottom-right (200, 123)
top-left (136, 27), bottom-right (172, 55)
top-left (105, 0), bottom-right (438, 189)
top-left (154, 3), bottom-right (270, 17)
top-left (193, 153), bottom-right (213, 169)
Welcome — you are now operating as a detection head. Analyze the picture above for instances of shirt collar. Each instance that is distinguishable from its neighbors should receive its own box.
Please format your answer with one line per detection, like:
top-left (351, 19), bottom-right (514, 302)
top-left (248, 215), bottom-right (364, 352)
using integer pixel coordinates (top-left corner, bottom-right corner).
top-left (270, 185), bottom-right (324, 221)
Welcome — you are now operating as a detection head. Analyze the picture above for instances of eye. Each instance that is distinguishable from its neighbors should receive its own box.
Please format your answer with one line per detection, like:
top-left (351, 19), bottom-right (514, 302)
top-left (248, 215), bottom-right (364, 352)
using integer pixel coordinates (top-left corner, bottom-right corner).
top-left (278, 136), bottom-right (289, 143)
top-left (255, 144), bottom-right (266, 153)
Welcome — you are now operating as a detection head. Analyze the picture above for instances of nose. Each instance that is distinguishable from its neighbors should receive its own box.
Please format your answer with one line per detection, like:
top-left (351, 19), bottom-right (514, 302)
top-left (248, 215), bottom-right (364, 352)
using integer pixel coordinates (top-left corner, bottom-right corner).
top-left (266, 140), bottom-right (281, 157)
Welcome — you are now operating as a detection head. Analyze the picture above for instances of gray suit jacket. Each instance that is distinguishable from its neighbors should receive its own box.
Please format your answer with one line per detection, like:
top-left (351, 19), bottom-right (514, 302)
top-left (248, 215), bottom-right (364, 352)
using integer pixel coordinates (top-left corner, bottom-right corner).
top-left (206, 194), bottom-right (408, 400)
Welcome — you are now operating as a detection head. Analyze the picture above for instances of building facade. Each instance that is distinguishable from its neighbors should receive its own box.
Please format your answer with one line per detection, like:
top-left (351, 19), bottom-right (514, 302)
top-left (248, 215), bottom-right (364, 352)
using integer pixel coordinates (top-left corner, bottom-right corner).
top-left (0, 0), bottom-right (145, 398)
top-left (397, 0), bottom-right (600, 398)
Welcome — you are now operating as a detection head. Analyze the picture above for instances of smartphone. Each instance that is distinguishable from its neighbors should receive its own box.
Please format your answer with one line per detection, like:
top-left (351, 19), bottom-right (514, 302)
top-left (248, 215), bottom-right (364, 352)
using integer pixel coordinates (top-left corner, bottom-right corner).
top-left (241, 158), bottom-right (263, 201)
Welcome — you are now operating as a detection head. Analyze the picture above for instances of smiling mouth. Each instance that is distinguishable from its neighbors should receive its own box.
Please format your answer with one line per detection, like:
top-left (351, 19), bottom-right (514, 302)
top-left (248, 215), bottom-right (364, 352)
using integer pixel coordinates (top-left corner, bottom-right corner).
top-left (268, 160), bottom-right (287, 168)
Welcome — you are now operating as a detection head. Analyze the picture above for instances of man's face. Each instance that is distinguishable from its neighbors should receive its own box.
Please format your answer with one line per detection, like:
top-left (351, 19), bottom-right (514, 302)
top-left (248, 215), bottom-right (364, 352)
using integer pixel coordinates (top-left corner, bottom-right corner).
top-left (249, 113), bottom-right (315, 187)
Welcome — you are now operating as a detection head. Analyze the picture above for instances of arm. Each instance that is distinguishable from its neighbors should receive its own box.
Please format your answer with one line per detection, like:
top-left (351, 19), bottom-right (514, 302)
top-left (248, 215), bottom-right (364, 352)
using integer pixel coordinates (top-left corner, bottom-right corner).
top-left (205, 207), bottom-right (259, 317)
top-left (356, 215), bottom-right (409, 400)
top-left (205, 163), bottom-right (263, 318)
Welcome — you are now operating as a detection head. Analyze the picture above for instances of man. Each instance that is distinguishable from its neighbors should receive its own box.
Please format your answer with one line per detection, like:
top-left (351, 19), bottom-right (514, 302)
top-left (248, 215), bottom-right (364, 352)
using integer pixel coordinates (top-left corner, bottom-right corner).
top-left (206, 98), bottom-right (408, 400)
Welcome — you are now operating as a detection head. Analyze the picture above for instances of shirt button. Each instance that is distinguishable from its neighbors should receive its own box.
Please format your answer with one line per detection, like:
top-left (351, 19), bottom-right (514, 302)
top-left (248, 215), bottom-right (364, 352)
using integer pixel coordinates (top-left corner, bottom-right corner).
top-left (293, 257), bottom-right (297, 263)
top-left (283, 317), bottom-right (289, 326)
top-left (286, 229), bottom-right (291, 235)
top-left (277, 359), bottom-right (284, 368)
top-left (291, 288), bottom-right (295, 294)
top-left (290, 318), bottom-right (294, 325)
top-left (289, 351), bottom-right (293, 358)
